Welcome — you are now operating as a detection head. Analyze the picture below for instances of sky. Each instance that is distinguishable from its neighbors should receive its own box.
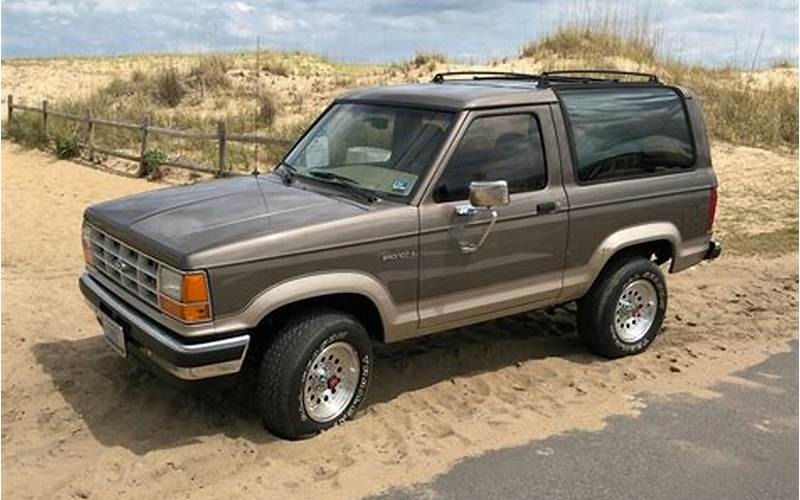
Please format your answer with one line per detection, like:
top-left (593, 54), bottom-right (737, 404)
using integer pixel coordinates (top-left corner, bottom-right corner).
top-left (1, 0), bottom-right (798, 66)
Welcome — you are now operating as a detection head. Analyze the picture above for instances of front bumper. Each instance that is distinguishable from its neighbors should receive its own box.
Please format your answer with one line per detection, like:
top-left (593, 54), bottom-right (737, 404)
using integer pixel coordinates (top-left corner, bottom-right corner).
top-left (79, 272), bottom-right (250, 380)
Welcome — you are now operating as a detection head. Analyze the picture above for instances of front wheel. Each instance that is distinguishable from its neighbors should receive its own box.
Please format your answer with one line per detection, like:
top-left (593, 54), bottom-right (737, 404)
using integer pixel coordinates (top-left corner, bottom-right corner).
top-left (577, 257), bottom-right (667, 358)
top-left (256, 309), bottom-right (372, 439)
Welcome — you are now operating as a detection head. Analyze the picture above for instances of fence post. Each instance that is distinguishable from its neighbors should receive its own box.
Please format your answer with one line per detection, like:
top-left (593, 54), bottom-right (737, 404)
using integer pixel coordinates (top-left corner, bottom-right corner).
top-left (87, 110), bottom-right (95, 162)
top-left (42, 100), bottom-right (48, 138)
top-left (217, 120), bottom-right (227, 177)
top-left (137, 114), bottom-right (150, 177)
top-left (7, 95), bottom-right (13, 129)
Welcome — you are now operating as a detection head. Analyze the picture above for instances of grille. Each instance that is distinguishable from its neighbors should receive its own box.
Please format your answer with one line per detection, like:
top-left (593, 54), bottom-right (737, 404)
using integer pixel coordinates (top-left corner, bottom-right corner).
top-left (88, 226), bottom-right (161, 306)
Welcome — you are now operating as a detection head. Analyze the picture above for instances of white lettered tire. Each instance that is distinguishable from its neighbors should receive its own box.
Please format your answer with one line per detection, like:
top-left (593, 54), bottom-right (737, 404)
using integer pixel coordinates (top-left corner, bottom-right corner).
top-left (256, 309), bottom-right (372, 439)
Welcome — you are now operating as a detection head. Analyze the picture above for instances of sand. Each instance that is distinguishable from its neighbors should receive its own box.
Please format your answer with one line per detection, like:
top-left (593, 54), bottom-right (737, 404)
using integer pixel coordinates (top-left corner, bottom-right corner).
top-left (1, 141), bottom-right (797, 499)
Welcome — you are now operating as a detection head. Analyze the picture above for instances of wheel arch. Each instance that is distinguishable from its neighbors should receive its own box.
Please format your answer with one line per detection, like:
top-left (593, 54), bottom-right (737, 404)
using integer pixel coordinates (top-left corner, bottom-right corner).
top-left (233, 271), bottom-right (400, 345)
top-left (563, 222), bottom-right (679, 301)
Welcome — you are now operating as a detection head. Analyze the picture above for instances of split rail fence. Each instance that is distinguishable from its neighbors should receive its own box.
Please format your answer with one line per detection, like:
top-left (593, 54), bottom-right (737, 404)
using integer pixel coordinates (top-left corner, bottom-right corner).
top-left (6, 94), bottom-right (294, 177)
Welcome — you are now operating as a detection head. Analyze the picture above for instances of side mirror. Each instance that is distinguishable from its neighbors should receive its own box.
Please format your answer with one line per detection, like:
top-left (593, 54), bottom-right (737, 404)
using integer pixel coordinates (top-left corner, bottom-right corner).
top-left (469, 180), bottom-right (510, 208)
top-left (454, 180), bottom-right (509, 254)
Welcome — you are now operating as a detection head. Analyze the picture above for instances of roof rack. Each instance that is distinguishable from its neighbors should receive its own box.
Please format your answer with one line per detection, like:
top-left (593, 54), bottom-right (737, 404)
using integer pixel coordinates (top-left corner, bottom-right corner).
top-left (540, 70), bottom-right (660, 87)
top-left (432, 71), bottom-right (539, 83)
top-left (430, 69), bottom-right (662, 88)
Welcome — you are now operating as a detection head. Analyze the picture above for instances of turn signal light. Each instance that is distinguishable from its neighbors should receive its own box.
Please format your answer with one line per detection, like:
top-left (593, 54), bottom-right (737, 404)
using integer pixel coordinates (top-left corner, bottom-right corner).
top-left (158, 271), bottom-right (212, 323)
top-left (182, 273), bottom-right (209, 303)
top-left (82, 224), bottom-right (94, 266)
top-left (160, 295), bottom-right (211, 323)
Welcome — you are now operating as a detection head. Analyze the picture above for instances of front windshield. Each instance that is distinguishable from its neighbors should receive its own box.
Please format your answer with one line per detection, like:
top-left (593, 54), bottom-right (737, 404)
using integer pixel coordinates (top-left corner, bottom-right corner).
top-left (284, 103), bottom-right (455, 200)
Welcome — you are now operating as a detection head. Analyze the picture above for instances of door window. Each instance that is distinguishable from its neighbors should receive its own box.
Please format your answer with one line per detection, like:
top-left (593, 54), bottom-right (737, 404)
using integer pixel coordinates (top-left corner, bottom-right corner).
top-left (433, 114), bottom-right (547, 203)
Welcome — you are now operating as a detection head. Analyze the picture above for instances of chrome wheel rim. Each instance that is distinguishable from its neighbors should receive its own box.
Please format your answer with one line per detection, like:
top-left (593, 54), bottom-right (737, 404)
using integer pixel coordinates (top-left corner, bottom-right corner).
top-left (303, 340), bottom-right (360, 423)
top-left (614, 279), bottom-right (658, 343)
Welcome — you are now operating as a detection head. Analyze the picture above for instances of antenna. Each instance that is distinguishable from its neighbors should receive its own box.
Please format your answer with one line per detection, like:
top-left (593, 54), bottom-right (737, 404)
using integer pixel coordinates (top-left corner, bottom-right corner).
top-left (252, 35), bottom-right (261, 176)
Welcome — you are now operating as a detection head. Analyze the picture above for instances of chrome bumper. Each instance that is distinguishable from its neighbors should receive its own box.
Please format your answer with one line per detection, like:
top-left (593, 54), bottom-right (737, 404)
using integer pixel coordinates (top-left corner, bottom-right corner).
top-left (79, 273), bottom-right (250, 380)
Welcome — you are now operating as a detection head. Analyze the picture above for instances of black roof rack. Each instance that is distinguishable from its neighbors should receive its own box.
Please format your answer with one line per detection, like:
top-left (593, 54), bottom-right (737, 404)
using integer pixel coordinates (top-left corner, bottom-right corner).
top-left (540, 70), bottom-right (660, 87)
top-left (430, 69), bottom-right (662, 89)
top-left (432, 71), bottom-right (539, 83)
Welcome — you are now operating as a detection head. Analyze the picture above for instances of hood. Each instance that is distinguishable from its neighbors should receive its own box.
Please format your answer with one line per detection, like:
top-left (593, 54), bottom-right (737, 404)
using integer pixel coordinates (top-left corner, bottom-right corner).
top-left (85, 175), bottom-right (368, 268)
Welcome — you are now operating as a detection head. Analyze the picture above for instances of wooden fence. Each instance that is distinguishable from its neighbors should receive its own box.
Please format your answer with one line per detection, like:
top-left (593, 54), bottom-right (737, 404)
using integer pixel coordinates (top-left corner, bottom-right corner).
top-left (5, 94), bottom-right (294, 177)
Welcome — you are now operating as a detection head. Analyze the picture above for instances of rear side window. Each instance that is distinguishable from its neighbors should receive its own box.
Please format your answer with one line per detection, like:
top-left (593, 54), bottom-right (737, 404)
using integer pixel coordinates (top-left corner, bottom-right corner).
top-left (434, 114), bottom-right (547, 203)
top-left (560, 88), bottom-right (695, 183)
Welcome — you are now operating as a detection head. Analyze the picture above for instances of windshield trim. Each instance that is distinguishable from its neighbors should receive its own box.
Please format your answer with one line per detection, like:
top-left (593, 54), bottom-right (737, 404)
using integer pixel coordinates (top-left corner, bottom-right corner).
top-left (280, 102), bottom-right (458, 205)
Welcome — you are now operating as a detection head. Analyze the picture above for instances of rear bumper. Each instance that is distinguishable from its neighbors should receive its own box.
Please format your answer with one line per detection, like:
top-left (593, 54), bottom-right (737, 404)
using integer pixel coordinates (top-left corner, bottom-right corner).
top-left (79, 272), bottom-right (250, 380)
top-left (704, 240), bottom-right (722, 260)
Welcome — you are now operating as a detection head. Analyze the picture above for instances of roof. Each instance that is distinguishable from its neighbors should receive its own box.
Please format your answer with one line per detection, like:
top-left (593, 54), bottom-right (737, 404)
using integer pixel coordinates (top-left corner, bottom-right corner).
top-left (336, 80), bottom-right (558, 111)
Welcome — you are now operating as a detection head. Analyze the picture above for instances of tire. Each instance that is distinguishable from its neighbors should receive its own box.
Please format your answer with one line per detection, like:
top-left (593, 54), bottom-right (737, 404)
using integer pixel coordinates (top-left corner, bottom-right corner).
top-left (577, 256), bottom-right (667, 359)
top-left (256, 309), bottom-right (372, 440)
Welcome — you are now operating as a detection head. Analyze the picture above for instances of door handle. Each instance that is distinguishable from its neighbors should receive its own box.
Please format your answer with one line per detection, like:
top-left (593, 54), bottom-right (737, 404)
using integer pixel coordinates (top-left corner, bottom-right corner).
top-left (536, 201), bottom-right (558, 214)
top-left (454, 204), bottom-right (499, 254)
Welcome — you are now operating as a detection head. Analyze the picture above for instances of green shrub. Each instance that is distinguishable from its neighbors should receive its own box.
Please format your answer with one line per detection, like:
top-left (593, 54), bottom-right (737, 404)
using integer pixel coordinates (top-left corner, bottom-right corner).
top-left (521, 27), bottom-right (658, 65)
top-left (152, 67), bottom-right (185, 107)
top-left (103, 77), bottom-right (135, 98)
top-left (7, 113), bottom-right (49, 148)
top-left (256, 91), bottom-right (279, 127)
top-left (55, 134), bottom-right (81, 159)
top-left (412, 51), bottom-right (447, 68)
top-left (189, 55), bottom-right (231, 90)
top-left (770, 58), bottom-right (796, 69)
top-left (130, 69), bottom-right (147, 83)
top-left (262, 58), bottom-right (290, 77)
top-left (142, 148), bottom-right (167, 168)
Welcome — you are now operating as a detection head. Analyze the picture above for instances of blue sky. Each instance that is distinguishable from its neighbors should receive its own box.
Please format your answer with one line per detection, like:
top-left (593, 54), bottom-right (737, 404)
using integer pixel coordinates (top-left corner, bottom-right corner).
top-left (2, 0), bottom-right (797, 66)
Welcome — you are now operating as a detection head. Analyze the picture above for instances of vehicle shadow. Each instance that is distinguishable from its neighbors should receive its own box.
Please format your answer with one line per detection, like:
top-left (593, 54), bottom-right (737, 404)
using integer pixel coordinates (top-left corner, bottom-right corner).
top-left (32, 303), bottom-right (602, 455)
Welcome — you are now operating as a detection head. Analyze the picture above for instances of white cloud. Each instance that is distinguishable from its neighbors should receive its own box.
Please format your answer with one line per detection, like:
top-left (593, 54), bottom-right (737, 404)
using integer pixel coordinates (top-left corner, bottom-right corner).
top-left (377, 15), bottom-right (436, 31)
top-left (3, 1), bottom-right (77, 16)
top-left (1, 0), bottom-right (797, 65)
top-left (229, 1), bottom-right (254, 13)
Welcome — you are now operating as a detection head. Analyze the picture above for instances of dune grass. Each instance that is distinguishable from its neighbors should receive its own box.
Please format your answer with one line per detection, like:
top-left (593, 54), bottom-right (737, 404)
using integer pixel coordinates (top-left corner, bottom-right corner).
top-left (3, 21), bottom-right (797, 176)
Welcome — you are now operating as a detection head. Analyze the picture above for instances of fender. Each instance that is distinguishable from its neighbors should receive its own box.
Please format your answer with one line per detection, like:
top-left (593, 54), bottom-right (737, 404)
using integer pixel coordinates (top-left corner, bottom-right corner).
top-left (560, 221), bottom-right (681, 301)
top-left (212, 271), bottom-right (417, 340)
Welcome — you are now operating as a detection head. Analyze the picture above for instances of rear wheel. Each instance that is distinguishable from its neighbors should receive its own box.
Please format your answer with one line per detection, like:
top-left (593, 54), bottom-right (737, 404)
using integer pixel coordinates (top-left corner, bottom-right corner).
top-left (256, 309), bottom-right (372, 439)
top-left (577, 257), bottom-right (667, 358)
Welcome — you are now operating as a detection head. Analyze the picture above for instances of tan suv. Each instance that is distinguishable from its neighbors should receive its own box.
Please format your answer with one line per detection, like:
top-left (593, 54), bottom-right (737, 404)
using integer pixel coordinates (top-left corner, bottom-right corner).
top-left (79, 70), bottom-right (721, 439)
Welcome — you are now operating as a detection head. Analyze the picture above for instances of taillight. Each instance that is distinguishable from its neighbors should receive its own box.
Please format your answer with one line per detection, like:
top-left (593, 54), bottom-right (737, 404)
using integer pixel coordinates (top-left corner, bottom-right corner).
top-left (708, 186), bottom-right (718, 232)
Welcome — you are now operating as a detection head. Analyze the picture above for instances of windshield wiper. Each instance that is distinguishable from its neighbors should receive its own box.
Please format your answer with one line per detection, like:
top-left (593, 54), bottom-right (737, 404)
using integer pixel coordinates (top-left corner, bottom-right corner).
top-left (305, 169), bottom-right (379, 203)
top-left (306, 169), bottom-right (361, 185)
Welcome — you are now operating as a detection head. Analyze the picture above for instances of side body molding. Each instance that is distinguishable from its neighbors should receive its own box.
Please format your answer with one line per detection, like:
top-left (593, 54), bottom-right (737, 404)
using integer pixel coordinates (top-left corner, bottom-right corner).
top-left (560, 221), bottom-right (682, 302)
top-left (212, 271), bottom-right (417, 341)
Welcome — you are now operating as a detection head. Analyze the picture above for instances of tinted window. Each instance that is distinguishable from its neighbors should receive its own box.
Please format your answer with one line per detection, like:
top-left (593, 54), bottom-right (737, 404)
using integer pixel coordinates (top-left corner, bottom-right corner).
top-left (434, 114), bottom-right (547, 203)
top-left (560, 88), bottom-right (695, 182)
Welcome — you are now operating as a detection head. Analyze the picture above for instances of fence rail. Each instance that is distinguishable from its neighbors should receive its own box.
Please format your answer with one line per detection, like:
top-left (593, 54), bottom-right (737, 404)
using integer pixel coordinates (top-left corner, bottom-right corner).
top-left (5, 94), bottom-right (294, 177)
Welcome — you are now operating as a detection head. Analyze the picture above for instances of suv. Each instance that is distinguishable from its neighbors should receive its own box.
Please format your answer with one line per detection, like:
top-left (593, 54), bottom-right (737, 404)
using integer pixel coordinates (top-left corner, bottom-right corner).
top-left (79, 70), bottom-right (721, 439)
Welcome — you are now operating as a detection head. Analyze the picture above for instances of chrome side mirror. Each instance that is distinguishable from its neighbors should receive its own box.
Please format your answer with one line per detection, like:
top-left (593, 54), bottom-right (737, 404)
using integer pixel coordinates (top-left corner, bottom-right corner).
top-left (469, 180), bottom-right (509, 209)
top-left (454, 180), bottom-right (509, 253)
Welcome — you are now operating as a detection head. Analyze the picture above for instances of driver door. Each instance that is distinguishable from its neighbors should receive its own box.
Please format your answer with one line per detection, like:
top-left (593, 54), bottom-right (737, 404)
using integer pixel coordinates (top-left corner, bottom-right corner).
top-left (417, 106), bottom-right (569, 331)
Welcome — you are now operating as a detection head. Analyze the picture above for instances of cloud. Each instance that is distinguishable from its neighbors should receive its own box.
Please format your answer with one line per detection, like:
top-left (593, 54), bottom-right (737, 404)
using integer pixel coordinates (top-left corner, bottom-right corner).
top-left (228, 1), bottom-right (254, 13)
top-left (1, 0), bottom-right (797, 66)
top-left (3, 0), bottom-right (77, 16)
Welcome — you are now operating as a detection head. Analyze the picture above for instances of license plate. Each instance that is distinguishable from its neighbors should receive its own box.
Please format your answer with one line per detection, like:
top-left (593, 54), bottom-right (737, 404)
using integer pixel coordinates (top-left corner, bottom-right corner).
top-left (99, 311), bottom-right (126, 357)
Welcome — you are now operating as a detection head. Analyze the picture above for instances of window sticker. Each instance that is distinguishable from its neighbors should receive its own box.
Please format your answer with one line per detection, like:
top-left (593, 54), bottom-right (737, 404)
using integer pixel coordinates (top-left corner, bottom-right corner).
top-left (391, 179), bottom-right (409, 193)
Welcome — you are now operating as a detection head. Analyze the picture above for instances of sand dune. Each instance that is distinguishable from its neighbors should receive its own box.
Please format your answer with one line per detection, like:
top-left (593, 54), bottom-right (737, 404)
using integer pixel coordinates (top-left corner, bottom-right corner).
top-left (1, 142), bottom-right (797, 499)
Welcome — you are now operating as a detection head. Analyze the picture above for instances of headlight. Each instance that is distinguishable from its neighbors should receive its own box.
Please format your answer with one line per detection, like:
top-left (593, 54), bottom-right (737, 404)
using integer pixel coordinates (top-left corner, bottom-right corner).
top-left (158, 267), bottom-right (211, 323)
top-left (82, 224), bottom-right (94, 266)
top-left (158, 267), bottom-right (183, 301)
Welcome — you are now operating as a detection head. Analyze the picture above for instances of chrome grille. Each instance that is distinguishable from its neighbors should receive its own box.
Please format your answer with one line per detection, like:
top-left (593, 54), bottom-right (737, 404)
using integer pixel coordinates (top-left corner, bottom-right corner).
top-left (88, 226), bottom-right (160, 306)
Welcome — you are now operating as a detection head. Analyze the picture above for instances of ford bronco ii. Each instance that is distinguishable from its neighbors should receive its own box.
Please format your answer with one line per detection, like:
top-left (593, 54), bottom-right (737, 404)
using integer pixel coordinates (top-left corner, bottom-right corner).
top-left (79, 70), bottom-right (721, 439)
